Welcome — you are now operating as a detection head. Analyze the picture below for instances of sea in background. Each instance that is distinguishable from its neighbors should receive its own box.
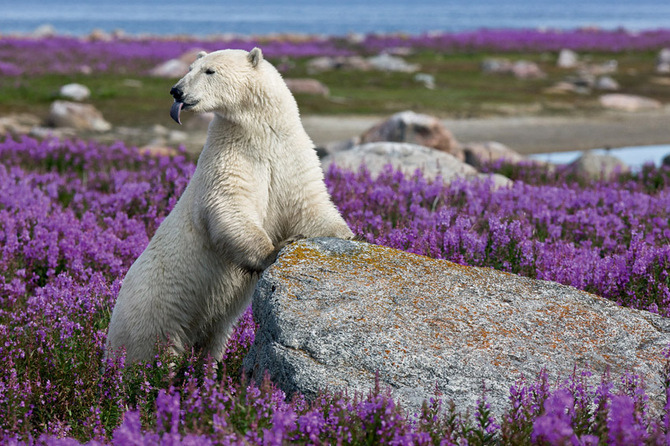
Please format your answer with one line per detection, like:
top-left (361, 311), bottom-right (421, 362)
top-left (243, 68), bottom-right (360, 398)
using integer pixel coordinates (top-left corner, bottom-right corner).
top-left (1, 0), bottom-right (670, 37)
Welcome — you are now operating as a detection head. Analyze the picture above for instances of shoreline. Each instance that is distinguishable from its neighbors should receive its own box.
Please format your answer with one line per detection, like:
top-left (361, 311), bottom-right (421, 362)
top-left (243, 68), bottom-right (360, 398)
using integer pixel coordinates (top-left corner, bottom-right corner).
top-left (302, 109), bottom-right (670, 155)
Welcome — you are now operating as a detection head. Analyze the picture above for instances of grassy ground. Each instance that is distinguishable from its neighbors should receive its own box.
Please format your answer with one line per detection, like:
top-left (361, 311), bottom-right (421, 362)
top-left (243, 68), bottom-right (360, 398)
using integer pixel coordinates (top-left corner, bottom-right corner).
top-left (0, 50), bottom-right (668, 128)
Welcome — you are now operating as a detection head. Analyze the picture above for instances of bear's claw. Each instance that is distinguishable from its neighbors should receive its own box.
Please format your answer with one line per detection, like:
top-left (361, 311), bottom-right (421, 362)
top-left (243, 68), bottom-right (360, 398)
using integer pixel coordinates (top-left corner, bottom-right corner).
top-left (170, 101), bottom-right (184, 125)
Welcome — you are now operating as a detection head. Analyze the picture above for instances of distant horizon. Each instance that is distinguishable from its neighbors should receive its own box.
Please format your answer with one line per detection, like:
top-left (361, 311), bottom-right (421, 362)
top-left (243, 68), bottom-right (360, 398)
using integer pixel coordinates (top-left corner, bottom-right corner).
top-left (1, 0), bottom-right (670, 37)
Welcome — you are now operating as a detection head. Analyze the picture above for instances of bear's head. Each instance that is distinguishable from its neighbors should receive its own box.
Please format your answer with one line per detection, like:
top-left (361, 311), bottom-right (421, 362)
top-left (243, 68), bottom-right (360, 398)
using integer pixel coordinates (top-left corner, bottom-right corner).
top-left (169, 47), bottom-right (288, 125)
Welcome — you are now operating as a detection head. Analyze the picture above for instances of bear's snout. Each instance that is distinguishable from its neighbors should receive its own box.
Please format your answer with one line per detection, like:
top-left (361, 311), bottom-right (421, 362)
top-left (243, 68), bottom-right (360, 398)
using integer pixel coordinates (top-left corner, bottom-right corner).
top-left (170, 86), bottom-right (184, 101)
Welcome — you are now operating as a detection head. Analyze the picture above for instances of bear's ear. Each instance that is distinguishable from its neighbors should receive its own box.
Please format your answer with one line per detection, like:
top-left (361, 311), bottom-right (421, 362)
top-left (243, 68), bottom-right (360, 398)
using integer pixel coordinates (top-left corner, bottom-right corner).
top-left (196, 51), bottom-right (207, 60)
top-left (248, 47), bottom-right (263, 68)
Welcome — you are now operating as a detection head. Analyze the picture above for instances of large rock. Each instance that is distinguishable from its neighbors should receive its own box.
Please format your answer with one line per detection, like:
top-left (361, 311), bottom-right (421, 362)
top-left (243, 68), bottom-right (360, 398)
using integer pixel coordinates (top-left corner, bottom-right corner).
top-left (567, 151), bottom-right (630, 179)
top-left (320, 142), bottom-right (475, 181)
top-left (599, 94), bottom-right (662, 112)
top-left (360, 111), bottom-right (462, 159)
top-left (48, 101), bottom-right (111, 132)
top-left (244, 238), bottom-right (670, 416)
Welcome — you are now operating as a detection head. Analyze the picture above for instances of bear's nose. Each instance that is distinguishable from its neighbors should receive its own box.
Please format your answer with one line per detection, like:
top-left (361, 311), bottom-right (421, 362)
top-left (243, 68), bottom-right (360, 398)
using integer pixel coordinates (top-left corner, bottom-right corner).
top-left (170, 86), bottom-right (184, 101)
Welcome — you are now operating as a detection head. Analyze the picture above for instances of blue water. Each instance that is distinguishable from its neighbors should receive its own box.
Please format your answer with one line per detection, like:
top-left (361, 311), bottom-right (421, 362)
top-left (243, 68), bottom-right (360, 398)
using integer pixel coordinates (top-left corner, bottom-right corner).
top-left (1, 0), bottom-right (670, 37)
top-left (529, 145), bottom-right (670, 169)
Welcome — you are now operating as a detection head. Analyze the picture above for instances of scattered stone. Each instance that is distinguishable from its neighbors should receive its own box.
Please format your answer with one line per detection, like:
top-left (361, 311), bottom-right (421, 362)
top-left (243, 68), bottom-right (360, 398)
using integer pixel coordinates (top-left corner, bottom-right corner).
top-left (88, 29), bottom-right (111, 42)
top-left (245, 238), bottom-right (670, 416)
top-left (367, 53), bottom-right (420, 73)
top-left (149, 48), bottom-right (207, 78)
top-left (360, 111), bottom-right (462, 159)
top-left (29, 126), bottom-right (76, 140)
top-left (543, 81), bottom-right (580, 95)
top-left (580, 60), bottom-right (618, 76)
top-left (149, 59), bottom-right (189, 78)
top-left (306, 56), bottom-right (372, 74)
top-left (320, 142), bottom-right (476, 182)
top-left (482, 58), bottom-right (545, 79)
top-left (481, 58), bottom-right (513, 74)
top-left (599, 94), bottom-right (662, 112)
top-left (0, 113), bottom-right (42, 135)
top-left (462, 141), bottom-right (526, 168)
top-left (33, 24), bottom-right (55, 38)
top-left (567, 151), bottom-right (630, 179)
top-left (48, 100), bottom-right (111, 132)
top-left (283, 78), bottom-right (330, 96)
top-left (657, 48), bottom-right (670, 73)
top-left (651, 77), bottom-right (670, 86)
top-left (413, 73), bottom-right (435, 89)
top-left (511, 60), bottom-right (546, 79)
top-left (59, 83), bottom-right (91, 101)
top-left (557, 49), bottom-right (579, 68)
top-left (595, 76), bottom-right (620, 91)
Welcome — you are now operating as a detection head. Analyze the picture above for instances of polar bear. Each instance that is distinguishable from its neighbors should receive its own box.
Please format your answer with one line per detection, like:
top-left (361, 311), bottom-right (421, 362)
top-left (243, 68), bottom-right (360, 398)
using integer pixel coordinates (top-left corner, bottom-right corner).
top-left (106, 48), bottom-right (353, 363)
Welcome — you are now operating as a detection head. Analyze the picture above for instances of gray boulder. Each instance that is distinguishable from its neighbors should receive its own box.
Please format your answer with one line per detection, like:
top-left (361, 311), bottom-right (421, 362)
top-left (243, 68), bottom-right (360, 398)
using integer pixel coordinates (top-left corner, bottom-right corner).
top-left (245, 238), bottom-right (670, 416)
top-left (321, 142), bottom-right (512, 187)
top-left (567, 151), bottom-right (630, 179)
top-left (360, 111), bottom-right (462, 159)
top-left (320, 142), bottom-right (474, 181)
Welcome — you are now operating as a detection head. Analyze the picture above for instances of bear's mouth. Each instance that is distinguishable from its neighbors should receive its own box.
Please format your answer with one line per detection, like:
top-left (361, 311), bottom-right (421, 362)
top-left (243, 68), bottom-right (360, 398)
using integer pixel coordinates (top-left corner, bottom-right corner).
top-left (170, 101), bottom-right (197, 125)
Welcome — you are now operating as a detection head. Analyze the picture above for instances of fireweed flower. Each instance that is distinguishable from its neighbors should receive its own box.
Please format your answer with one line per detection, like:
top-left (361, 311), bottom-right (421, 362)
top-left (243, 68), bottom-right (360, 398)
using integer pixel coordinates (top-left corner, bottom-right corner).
top-left (1, 136), bottom-right (670, 443)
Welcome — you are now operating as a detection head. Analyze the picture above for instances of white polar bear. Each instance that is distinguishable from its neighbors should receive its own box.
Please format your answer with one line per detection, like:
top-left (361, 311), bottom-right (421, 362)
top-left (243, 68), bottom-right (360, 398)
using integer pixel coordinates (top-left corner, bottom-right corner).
top-left (106, 48), bottom-right (353, 363)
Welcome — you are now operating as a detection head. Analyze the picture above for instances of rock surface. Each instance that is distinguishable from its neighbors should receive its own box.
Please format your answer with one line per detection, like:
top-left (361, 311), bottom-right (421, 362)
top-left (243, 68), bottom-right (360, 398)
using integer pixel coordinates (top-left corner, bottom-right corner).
top-left (244, 238), bottom-right (670, 416)
top-left (48, 101), bottom-right (111, 132)
top-left (567, 151), bottom-right (630, 179)
top-left (320, 142), bottom-right (476, 181)
top-left (360, 111), bottom-right (462, 159)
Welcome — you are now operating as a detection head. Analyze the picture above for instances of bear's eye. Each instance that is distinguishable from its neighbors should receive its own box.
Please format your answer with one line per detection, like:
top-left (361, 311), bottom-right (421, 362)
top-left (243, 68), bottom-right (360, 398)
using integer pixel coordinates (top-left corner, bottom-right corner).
top-left (205, 68), bottom-right (216, 75)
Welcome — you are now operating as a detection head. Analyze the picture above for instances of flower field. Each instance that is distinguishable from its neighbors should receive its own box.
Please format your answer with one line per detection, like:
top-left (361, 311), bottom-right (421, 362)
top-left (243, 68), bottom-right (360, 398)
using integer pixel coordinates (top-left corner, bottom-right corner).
top-left (2, 27), bottom-right (670, 76)
top-left (1, 135), bottom-right (670, 444)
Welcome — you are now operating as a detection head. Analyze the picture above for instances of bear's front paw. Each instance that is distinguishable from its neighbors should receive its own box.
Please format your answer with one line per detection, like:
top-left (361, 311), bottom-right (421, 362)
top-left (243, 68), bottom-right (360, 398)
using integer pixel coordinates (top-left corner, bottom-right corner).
top-left (278, 234), bottom-right (305, 250)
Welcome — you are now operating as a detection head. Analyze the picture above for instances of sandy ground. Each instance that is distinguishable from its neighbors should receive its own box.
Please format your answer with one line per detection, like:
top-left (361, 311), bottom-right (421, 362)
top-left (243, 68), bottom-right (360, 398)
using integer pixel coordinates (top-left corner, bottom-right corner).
top-left (302, 108), bottom-right (670, 155)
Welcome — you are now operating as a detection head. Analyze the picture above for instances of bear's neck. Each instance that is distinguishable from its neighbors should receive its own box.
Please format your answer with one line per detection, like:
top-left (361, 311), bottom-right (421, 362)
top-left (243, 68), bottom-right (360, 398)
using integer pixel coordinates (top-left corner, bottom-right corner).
top-left (203, 112), bottom-right (308, 157)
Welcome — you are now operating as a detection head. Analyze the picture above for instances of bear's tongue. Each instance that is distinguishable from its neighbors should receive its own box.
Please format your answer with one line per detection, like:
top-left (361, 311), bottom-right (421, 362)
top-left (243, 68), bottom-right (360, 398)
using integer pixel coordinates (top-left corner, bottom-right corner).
top-left (170, 101), bottom-right (184, 125)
